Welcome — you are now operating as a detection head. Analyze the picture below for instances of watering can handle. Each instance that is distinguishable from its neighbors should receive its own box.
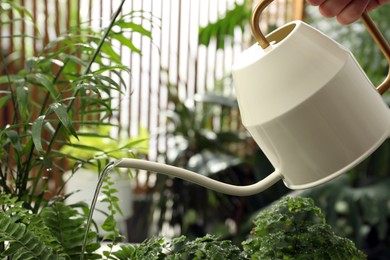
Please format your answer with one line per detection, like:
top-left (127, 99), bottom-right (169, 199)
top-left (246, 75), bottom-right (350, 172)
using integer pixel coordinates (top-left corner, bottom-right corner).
top-left (360, 13), bottom-right (390, 94)
top-left (251, 0), bottom-right (390, 95)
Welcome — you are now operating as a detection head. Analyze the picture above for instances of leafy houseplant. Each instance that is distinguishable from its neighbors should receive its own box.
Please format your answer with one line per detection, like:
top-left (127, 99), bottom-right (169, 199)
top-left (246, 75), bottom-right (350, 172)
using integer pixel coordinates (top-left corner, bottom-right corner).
top-left (242, 196), bottom-right (366, 259)
top-left (102, 196), bottom-right (365, 259)
top-left (0, 0), bottom-right (153, 258)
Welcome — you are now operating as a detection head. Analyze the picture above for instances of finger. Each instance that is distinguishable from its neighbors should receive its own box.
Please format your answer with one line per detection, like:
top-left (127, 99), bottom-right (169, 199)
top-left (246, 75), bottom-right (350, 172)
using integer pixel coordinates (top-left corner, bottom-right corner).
top-left (367, 0), bottom-right (390, 11)
top-left (336, 0), bottom-right (370, 24)
top-left (318, 0), bottom-right (352, 17)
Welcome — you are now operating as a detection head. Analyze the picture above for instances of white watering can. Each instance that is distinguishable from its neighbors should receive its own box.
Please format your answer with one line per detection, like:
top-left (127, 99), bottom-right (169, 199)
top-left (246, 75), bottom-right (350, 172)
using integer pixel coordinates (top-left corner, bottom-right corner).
top-left (113, 0), bottom-right (390, 196)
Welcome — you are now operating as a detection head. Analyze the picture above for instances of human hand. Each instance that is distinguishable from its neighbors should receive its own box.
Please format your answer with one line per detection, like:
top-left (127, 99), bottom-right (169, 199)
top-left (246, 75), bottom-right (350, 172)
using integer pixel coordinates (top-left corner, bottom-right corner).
top-left (306, 0), bottom-right (390, 24)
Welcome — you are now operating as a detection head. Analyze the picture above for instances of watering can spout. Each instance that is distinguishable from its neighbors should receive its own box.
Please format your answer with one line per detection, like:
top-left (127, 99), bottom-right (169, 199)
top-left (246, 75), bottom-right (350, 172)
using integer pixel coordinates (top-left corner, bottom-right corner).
top-left (114, 158), bottom-right (282, 196)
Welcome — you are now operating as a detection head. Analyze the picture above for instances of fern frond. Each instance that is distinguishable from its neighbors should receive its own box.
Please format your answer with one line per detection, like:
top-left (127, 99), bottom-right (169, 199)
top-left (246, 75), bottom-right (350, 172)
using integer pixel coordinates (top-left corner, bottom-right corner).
top-left (41, 202), bottom-right (101, 259)
top-left (0, 213), bottom-right (61, 260)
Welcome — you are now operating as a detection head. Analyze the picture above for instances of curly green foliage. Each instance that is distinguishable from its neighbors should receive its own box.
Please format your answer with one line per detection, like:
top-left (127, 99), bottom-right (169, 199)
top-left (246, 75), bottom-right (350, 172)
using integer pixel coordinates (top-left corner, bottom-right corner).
top-left (0, 213), bottom-right (63, 260)
top-left (110, 235), bottom-right (244, 260)
top-left (0, 193), bottom-right (65, 259)
top-left (242, 196), bottom-right (366, 259)
top-left (165, 234), bottom-right (245, 260)
top-left (41, 202), bottom-right (100, 259)
top-left (111, 237), bottom-right (166, 260)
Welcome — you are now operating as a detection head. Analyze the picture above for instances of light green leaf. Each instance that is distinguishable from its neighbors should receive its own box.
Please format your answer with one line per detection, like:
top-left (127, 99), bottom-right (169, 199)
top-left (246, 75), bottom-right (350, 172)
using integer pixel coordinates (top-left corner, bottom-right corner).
top-left (114, 21), bottom-right (152, 38)
top-left (101, 215), bottom-right (117, 232)
top-left (99, 41), bottom-right (121, 64)
top-left (110, 33), bottom-right (141, 54)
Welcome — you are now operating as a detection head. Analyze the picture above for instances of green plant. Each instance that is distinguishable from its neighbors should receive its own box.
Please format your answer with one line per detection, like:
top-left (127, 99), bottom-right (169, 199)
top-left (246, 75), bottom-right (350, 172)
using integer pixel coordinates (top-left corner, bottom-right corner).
top-left (242, 196), bottom-right (366, 259)
top-left (118, 234), bottom-right (245, 260)
top-left (104, 196), bottom-right (365, 259)
top-left (165, 234), bottom-right (245, 260)
top-left (108, 235), bottom-right (244, 260)
top-left (0, 0), bottom-right (153, 258)
top-left (198, 0), bottom-right (252, 49)
top-left (0, 192), bottom-right (99, 259)
top-left (0, 0), bottom-right (152, 211)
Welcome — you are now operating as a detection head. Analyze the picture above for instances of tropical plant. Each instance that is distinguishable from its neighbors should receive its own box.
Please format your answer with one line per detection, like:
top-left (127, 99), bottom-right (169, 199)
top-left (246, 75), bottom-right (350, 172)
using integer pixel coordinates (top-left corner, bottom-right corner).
top-left (0, 0), bottom-right (153, 258)
top-left (0, 0), bottom-right (151, 209)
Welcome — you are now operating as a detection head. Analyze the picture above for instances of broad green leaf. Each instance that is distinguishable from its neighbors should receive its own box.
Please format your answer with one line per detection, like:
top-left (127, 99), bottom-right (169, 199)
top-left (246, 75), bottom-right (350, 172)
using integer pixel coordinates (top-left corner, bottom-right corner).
top-left (31, 115), bottom-right (46, 154)
top-left (49, 103), bottom-right (78, 139)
